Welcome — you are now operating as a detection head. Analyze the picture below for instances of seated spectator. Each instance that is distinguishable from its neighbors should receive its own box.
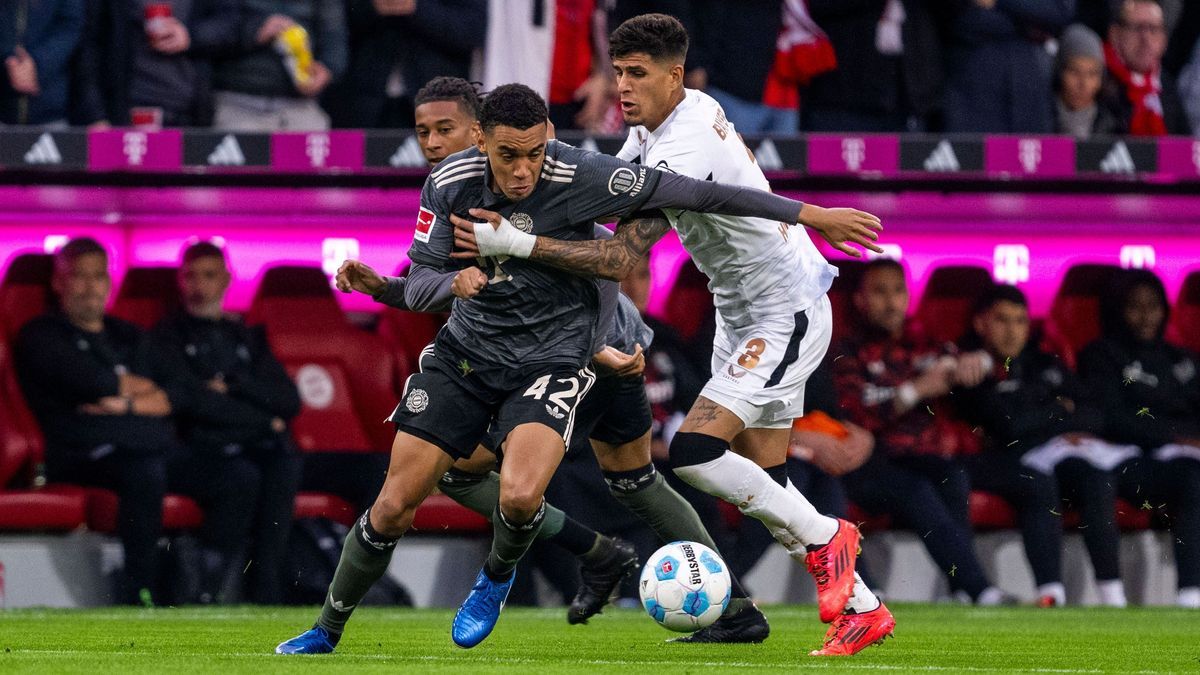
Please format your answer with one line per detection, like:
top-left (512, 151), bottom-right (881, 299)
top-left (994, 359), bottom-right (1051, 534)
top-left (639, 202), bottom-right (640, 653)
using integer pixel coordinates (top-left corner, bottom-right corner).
top-left (1078, 269), bottom-right (1200, 608)
top-left (152, 242), bottom-right (303, 604)
top-left (1, 0), bottom-right (85, 125)
top-left (1102, 0), bottom-right (1189, 135)
top-left (1054, 24), bottom-right (1123, 138)
top-left (958, 285), bottom-right (1134, 606)
top-left (326, 0), bottom-right (484, 129)
top-left (944, 0), bottom-right (1072, 133)
top-left (802, 0), bottom-right (944, 133)
top-left (213, 0), bottom-right (347, 131)
top-left (71, 0), bottom-right (240, 127)
top-left (14, 238), bottom-right (183, 604)
top-left (831, 259), bottom-right (1011, 605)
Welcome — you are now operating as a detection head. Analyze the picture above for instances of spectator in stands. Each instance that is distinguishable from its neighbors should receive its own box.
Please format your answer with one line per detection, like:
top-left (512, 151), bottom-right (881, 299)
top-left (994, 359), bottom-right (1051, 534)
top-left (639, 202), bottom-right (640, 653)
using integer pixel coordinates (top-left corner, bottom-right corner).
top-left (152, 242), bottom-right (303, 604)
top-left (13, 238), bottom-right (183, 605)
top-left (1178, 36), bottom-right (1200, 134)
top-left (957, 285), bottom-right (1134, 607)
top-left (1102, 0), bottom-right (1189, 135)
top-left (831, 259), bottom-right (1011, 605)
top-left (943, 0), bottom-right (1073, 133)
top-left (1054, 24), bottom-right (1123, 138)
top-left (70, 0), bottom-right (240, 128)
top-left (212, 0), bottom-right (347, 131)
top-left (1, 0), bottom-right (85, 125)
top-left (802, 0), bottom-right (945, 133)
top-left (326, 0), bottom-right (484, 129)
top-left (1079, 269), bottom-right (1200, 608)
top-left (481, 0), bottom-right (617, 132)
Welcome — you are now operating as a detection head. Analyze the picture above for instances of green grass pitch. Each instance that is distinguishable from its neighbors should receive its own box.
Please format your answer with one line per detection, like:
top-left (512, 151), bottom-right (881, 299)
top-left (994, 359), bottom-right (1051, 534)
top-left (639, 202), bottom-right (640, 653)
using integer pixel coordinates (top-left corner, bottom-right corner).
top-left (0, 604), bottom-right (1195, 673)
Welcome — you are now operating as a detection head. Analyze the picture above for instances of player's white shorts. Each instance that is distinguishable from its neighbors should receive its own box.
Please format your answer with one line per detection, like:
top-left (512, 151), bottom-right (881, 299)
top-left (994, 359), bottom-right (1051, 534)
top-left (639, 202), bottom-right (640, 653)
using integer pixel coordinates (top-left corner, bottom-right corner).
top-left (699, 294), bottom-right (832, 429)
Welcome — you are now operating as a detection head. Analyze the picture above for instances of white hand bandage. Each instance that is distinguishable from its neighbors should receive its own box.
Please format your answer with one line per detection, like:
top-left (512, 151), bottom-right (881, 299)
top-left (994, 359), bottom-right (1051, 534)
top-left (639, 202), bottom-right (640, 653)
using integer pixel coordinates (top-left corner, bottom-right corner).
top-left (474, 216), bottom-right (536, 259)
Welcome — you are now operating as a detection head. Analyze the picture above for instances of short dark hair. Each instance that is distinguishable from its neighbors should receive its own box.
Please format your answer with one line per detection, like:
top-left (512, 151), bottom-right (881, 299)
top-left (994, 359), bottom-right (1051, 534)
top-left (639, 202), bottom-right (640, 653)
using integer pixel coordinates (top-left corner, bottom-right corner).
top-left (972, 283), bottom-right (1028, 317)
top-left (609, 13), bottom-right (688, 63)
top-left (1101, 268), bottom-right (1169, 339)
top-left (56, 237), bottom-right (106, 266)
top-left (415, 76), bottom-right (482, 119)
top-left (181, 241), bottom-right (226, 266)
top-left (477, 83), bottom-right (548, 132)
top-left (856, 258), bottom-right (905, 292)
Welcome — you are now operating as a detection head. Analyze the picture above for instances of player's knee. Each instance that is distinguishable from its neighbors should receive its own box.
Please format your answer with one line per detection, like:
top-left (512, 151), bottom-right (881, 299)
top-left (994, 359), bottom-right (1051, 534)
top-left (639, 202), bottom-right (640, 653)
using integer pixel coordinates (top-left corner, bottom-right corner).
top-left (370, 493), bottom-right (419, 537)
top-left (498, 484), bottom-right (544, 524)
top-left (668, 431), bottom-right (730, 471)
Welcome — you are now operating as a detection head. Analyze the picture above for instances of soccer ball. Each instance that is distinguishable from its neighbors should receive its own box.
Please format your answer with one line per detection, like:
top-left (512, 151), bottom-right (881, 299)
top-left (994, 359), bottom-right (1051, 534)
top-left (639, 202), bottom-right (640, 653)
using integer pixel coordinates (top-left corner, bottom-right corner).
top-left (638, 541), bottom-right (731, 632)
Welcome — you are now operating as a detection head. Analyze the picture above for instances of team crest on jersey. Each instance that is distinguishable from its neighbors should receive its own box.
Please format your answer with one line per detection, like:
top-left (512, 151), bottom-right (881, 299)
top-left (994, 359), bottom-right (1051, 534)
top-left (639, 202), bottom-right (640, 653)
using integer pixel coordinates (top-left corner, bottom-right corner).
top-left (405, 388), bottom-right (429, 413)
top-left (510, 212), bottom-right (534, 233)
top-left (414, 207), bottom-right (436, 243)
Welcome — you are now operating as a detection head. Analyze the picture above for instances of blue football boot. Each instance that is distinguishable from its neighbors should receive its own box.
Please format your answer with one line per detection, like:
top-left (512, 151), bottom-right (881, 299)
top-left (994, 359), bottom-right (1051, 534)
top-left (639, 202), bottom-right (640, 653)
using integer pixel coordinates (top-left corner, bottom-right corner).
top-left (275, 626), bottom-right (337, 654)
top-left (451, 568), bottom-right (515, 648)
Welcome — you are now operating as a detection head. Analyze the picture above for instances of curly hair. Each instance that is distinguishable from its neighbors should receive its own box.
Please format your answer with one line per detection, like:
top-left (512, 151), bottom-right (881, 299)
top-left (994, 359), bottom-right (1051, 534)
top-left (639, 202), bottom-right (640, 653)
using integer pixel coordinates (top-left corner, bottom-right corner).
top-left (414, 76), bottom-right (483, 119)
top-left (609, 13), bottom-right (688, 63)
top-left (477, 83), bottom-right (548, 132)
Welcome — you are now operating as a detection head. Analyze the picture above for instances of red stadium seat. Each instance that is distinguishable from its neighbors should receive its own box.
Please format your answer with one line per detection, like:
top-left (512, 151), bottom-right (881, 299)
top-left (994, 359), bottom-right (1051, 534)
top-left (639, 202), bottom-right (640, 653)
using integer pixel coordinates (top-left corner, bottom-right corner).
top-left (0, 486), bottom-right (89, 531)
top-left (828, 259), bottom-right (867, 345)
top-left (292, 492), bottom-right (357, 526)
top-left (377, 306), bottom-right (445, 394)
top-left (1168, 270), bottom-right (1200, 354)
top-left (410, 493), bottom-right (489, 534)
top-left (0, 253), bottom-right (54, 344)
top-left (244, 265), bottom-right (351, 332)
top-left (86, 489), bottom-right (205, 532)
top-left (661, 260), bottom-right (713, 343)
top-left (110, 266), bottom-right (181, 329)
top-left (914, 265), bottom-right (994, 344)
top-left (969, 491), bottom-right (1018, 530)
top-left (1046, 264), bottom-right (1121, 366)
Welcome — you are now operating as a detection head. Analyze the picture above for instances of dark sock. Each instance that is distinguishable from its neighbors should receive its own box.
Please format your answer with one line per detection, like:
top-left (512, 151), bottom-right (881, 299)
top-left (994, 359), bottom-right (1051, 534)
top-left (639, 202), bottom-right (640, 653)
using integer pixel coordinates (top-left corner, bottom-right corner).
top-left (763, 463), bottom-right (788, 487)
top-left (606, 464), bottom-right (750, 601)
top-left (316, 510), bottom-right (398, 640)
top-left (438, 469), bottom-right (568, 540)
top-left (485, 502), bottom-right (545, 579)
top-left (549, 516), bottom-right (603, 558)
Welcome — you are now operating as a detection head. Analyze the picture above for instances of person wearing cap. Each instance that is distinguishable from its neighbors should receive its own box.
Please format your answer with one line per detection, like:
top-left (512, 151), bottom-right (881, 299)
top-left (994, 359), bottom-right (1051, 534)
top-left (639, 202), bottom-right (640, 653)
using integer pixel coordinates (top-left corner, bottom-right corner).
top-left (1054, 24), bottom-right (1123, 139)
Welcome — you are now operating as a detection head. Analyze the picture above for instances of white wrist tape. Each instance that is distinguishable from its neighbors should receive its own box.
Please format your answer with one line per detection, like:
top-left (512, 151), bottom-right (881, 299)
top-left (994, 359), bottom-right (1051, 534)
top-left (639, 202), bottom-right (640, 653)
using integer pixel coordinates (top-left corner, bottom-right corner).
top-left (474, 216), bottom-right (536, 259)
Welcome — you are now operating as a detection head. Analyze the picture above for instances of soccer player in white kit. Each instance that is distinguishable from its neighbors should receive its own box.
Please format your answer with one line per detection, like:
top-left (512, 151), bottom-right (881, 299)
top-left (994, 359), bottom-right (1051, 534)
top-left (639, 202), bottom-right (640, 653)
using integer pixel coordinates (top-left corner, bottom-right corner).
top-left (452, 13), bottom-right (895, 657)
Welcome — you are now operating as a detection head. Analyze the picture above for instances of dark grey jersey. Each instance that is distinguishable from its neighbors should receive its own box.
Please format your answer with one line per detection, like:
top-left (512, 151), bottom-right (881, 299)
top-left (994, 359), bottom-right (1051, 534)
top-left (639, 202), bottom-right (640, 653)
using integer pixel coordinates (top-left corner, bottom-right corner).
top-left (408, 140), bottom-right (663, 370)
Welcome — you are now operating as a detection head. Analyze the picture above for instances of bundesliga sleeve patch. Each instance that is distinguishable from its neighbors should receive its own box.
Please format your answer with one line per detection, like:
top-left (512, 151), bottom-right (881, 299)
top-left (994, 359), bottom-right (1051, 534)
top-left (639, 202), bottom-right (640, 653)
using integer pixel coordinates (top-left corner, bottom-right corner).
top-left (414, 207), bottom-right (436, 243)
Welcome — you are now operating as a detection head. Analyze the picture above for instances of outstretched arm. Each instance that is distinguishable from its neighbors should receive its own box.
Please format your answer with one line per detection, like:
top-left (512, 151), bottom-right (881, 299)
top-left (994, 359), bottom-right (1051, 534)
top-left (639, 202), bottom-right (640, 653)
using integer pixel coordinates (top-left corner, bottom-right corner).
top-left (451, 210), bottom-right (671, 281)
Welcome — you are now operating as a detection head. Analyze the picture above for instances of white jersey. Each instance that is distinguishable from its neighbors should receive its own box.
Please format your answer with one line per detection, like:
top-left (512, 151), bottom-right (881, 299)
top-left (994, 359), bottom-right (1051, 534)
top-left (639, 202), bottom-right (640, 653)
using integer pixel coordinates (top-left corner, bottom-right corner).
top-left (618, 89), bottom-right (835, 329)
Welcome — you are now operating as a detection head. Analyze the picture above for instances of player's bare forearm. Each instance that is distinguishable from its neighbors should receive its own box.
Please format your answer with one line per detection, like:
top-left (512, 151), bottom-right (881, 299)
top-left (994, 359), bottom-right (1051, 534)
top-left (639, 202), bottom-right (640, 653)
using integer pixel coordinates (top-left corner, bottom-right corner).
top-left (528, 216), bottom-right (670, 281)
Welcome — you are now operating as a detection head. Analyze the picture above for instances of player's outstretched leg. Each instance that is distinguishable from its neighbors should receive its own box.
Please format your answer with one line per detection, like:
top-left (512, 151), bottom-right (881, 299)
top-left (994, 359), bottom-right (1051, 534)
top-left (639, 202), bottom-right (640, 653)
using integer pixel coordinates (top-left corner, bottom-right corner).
top-left (669, 408), bottom-right (855, 623)
top-left (277, 433), bottom-right (452, 655)
top-left (597, 441), bottom-right (769, 642)
top-left (438, 467), bottom-right (639, 625)
top-left (811, 575), bottom-right (895, 657)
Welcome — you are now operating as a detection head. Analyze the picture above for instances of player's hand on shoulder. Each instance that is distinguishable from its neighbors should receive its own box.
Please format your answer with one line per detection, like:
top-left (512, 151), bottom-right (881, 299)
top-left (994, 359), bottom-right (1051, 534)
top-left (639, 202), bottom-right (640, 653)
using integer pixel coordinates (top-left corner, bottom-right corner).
top-left (592, 344), bottom-right (645, 377)
top-left (800, 204), bottom-right (883, 257)
top-left (335, 259), bottom-right (384, 296)
top-left (452, 267), bottom-right (488, 299)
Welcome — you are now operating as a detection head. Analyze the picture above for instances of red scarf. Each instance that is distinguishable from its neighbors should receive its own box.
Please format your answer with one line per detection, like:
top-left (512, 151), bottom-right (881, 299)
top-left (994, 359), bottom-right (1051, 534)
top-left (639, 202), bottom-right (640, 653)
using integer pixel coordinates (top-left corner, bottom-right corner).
top-left (763, 0), bottom-right (837, 110)
top-left (1104, 41), bottom-right (1166, 136)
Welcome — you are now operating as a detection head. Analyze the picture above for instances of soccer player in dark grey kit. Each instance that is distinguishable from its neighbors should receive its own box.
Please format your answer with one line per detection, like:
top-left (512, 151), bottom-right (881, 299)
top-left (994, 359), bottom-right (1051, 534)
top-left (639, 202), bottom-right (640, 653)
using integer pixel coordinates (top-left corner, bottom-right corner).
top-left (277, 83), bottom-right (873, 653)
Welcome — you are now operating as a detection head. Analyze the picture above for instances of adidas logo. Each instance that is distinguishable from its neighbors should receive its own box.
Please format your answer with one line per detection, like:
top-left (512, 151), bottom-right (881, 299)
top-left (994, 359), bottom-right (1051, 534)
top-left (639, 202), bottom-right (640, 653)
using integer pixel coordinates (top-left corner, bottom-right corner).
top-left (207, 135), bottom-right (245, 166)
top-left (24, 132), bottom-right (62, 164)
top-left (389, 136), bottom-right (426, 168)
top-left (755, 139), bottom-right (783, 170)
top-left (1100, 140), bottom-right (1136, 174)
top-left (922, 140), bottom-right (959, 172)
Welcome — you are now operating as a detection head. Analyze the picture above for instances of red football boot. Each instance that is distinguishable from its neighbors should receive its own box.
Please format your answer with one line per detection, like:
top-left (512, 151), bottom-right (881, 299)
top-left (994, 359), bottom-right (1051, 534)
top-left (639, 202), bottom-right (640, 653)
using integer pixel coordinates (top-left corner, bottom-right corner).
top-left (810, 602), bottom-right (895, 657)
top-left (803, 518), bottom-right (861, 623)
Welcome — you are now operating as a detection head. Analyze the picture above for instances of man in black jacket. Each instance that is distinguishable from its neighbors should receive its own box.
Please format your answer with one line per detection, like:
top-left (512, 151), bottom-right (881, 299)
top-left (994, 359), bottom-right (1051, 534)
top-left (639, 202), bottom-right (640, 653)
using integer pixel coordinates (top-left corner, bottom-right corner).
top-left (15, 238), bottom-right (186, 605)
top-left (1079, 269), bottom-right (1200, 608)
top-left (71, 0), bottom-right (241, 127)
top-left (958, 284), bottom-right (1136, 607)
top-left (152, 241), bottom-right (303, 603)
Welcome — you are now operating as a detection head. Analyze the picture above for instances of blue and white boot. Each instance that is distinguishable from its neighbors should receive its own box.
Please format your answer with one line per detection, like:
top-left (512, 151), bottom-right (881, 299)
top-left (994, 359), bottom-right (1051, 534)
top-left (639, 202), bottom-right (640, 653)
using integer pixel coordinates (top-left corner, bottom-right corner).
top-left (451, 568), bottom-right (515, 648)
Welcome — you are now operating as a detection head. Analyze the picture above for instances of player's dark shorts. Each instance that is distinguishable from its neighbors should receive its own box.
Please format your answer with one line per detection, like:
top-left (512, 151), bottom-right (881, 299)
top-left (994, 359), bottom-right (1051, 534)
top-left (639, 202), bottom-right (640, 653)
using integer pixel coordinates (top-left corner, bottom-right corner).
top-left (388, 337), bottom-right (597, 460)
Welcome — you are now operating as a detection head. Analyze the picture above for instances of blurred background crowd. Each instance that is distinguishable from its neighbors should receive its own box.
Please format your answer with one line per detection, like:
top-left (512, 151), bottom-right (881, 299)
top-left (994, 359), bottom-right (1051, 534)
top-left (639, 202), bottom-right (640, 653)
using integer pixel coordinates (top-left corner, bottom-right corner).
top-left (2, 0), bottom-right (1199, 137)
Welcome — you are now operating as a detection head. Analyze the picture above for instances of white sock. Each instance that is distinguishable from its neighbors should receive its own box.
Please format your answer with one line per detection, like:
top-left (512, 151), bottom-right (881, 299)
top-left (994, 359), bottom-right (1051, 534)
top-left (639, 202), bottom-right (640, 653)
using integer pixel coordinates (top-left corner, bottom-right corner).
top-left (1037, 582), bottom-right (1066, 606)
top-left (844, 572), bottom-right (881, 614)
top-left (674, 451), bottom-right (837, 557)
top-left (1096, 579), bottom-right (1127, 608)
top-left (977, 586), bottom-right (1008, 606)
top-left (1178, 587), bottom-right (1200, 609)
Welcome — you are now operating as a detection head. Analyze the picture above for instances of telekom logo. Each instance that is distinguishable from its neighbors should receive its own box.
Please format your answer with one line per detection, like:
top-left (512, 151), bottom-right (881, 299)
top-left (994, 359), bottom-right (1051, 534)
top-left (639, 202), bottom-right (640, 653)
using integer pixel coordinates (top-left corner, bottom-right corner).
top-left (993, 244), bottom-right (1030, 284)
top-left (322, 237), bottom-right (360, 286)
top-left (1119, 245), bottom-right (1156, 269)
top-left (123, 132), bottom-right (148, 165)
top-left (867, 243), bottom-right (903, 260)
top-left (841, 138), bottom-right (865, 172)
top-left (306, 134), bottom-right (331, 168)
top-left (1018, 139), bottom-right (1042, 173)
